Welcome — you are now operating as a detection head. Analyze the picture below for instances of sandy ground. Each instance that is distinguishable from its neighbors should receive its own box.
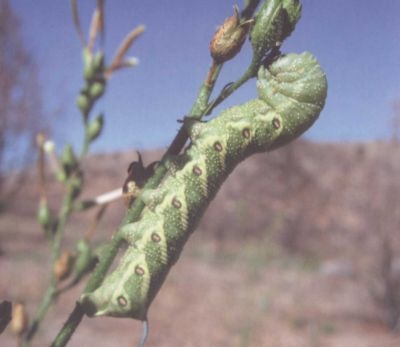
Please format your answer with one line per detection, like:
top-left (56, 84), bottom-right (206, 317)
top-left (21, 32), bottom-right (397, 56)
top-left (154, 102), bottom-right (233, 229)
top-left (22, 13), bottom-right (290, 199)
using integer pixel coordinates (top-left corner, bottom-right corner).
top-left (1, 215), bottom-right (400, 347)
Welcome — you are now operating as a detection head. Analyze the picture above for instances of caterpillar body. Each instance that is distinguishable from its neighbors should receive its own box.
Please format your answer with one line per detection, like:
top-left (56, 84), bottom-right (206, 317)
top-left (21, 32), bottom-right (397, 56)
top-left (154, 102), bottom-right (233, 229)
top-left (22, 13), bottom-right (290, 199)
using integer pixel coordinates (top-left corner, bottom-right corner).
top-left (80, 52), bottom-right (327, 320)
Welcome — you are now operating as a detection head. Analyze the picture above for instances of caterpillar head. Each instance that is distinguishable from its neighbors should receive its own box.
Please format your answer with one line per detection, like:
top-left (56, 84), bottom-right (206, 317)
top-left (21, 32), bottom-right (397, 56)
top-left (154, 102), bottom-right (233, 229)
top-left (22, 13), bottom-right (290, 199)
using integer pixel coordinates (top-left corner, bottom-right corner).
top-left (257, 52), bottom-right (328, 150)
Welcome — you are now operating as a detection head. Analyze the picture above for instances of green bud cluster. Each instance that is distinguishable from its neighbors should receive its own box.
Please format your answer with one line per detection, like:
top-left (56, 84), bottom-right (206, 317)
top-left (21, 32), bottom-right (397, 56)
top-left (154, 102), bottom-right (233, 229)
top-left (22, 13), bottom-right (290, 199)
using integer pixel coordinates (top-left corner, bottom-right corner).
top-left (59, 144), bottom-right (78, 179)
top-left (250, 0), bottom-right (302, 71)
top-left (86, 113), bottom-right (104, 143)
top-left (37, 199), bottom-right (54, 238)
top-left (76, 49), bottom-right (107, 119)
top-left (68, 173), bottom-right (84, 200)
top-left (83, 50), bottom-right (104, 81)
top-left (56, 144), bottom-right (83, 198)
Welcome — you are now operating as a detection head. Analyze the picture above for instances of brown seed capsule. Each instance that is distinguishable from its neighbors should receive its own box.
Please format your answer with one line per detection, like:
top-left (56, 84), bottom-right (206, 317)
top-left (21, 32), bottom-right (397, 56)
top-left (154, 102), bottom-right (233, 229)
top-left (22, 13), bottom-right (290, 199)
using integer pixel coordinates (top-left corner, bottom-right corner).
top-left (210, 7), bottom-right (251, 64)
top-left (53, 251), bottom-right (74, 281)
top-left (11, 303), bottom-right (29, 336)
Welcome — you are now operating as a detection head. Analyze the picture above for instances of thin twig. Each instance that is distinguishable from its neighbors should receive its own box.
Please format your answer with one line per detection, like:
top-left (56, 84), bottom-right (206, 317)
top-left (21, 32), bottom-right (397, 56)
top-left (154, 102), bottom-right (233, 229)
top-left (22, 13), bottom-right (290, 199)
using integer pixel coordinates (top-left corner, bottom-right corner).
top-left (105, 25), bottom-right (145, 79)
top-left (84, 204), bottom-right (108, 241)
top-left (36, 133), bottom-right (47, 201)
top-left (87, 8), bottom-right (101, 52)
top-left (70, 0), bottom-right (86, 47)
top-left (22, 192), bottom-right (74, 346)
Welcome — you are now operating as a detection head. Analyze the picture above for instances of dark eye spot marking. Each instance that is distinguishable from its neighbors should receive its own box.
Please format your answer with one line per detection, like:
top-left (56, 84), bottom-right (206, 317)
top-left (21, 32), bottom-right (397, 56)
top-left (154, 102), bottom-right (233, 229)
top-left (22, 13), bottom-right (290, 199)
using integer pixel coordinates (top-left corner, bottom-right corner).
top-left (172, 197), bottom-right (182, 209)
top-left (213, 141), bottom-right (223, 152)
top-left (272, 118), bottom-right (281, 130)
top-left (151, 232), bottom-right (161, 243)
top-left (135, 265), bottom-right (145, 276)
top-left (117, 295), bottom-right (127, 307)
top-left (192, 165), bottom-right (202, 176)
top-left (242, 128), bottom-right (251, 139)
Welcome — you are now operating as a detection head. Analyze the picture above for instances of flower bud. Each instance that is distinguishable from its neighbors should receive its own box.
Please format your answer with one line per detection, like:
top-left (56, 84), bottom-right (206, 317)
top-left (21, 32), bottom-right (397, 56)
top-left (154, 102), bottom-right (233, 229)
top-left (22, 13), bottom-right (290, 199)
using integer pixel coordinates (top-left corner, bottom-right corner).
top-left (68, 172), bottom-right (84, 199)
top-left (83, 49), bottom-right (95, 80)
top-left (92, 51), bottom-right (105, 73)
top-left (250, 0), bottom-right (302, 67)
top-left (89, 80), bottom-right (105, 100)
top-left (281, 0), bottom-right (302, 40)
top-left (37, 199), bottom-right (52, 232)
top-left (61, 144), bottom-right (78, 176)
top-left (43, 140), bottom-right (55, 154)
top-left (86, 114), bottom-right (104, 142)
top-left (54, 251), bottom-right (74, 281)
top-left (210, 7), bottom-right (251, 63)
top-left (11, 303), bottom-right (28, 336)
top-left (76, 93), bottom-right (91, 116)
top-left (250, 0), bottom-right (284, 64)
top-left (83, 50), bottom-right (105, 81)
top-left (55, 170), bottom-right (67, 183)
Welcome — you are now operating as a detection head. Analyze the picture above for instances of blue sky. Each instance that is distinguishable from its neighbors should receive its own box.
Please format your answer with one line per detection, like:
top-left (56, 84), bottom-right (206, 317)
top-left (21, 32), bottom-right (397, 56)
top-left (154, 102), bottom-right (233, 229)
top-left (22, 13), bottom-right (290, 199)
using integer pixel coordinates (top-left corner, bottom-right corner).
top-left (11, 1), bottom-right (400, 152)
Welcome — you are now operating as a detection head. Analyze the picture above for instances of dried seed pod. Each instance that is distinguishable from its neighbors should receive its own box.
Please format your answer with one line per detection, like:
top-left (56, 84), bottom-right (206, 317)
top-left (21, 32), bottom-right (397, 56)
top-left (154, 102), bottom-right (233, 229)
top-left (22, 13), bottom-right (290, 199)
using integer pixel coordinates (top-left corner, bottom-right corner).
top-left (54, 251), bottom-right (74, 281)
top-left (11, 303), bottom-right (28, 336)
top-left (210, 7), bottom-right (251, 63)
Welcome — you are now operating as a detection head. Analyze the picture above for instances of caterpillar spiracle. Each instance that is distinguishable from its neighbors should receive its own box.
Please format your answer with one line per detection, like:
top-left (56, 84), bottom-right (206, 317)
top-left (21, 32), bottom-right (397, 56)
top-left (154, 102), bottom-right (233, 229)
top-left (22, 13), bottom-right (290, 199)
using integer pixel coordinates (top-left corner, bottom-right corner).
top-left (80, 52), bottom-right (327, 321)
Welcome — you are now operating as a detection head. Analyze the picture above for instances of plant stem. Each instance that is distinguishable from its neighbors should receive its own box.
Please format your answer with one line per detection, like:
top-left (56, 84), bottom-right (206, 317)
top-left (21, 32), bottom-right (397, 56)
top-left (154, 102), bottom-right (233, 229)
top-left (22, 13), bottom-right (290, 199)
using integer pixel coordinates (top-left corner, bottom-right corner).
top-left (80, 135), bottom-right (90, 159)
top-left (22, 191), bottom-right (74, 346)
top-left (205, 67), bottom-right (255, 115)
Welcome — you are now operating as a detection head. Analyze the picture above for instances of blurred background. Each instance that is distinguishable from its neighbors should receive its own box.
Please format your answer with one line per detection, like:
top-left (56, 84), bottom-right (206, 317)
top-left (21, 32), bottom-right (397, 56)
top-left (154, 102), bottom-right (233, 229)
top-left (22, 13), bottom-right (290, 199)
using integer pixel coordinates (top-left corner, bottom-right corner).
top-left (1, 0), bottom-right (400, 346)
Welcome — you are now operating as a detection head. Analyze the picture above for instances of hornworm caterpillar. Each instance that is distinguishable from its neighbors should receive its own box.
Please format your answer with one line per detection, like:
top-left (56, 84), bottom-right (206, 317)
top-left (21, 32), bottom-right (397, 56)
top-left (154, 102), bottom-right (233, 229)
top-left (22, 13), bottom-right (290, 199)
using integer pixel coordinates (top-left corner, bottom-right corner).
top-left (80, 52), bottom-right (327, 322)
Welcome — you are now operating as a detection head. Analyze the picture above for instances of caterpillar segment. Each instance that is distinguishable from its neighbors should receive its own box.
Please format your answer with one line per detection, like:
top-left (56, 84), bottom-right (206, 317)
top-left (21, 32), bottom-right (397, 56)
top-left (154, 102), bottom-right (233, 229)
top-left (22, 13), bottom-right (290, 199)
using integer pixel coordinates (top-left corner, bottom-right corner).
top-left (80, 52), bottom-right (327, 321)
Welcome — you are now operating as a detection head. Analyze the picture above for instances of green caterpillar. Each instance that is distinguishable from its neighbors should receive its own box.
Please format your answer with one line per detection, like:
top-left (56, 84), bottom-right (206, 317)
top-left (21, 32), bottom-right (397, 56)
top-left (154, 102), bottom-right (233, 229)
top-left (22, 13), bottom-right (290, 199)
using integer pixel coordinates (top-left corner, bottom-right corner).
top-left (80, 52), bottom-right (327, 322)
